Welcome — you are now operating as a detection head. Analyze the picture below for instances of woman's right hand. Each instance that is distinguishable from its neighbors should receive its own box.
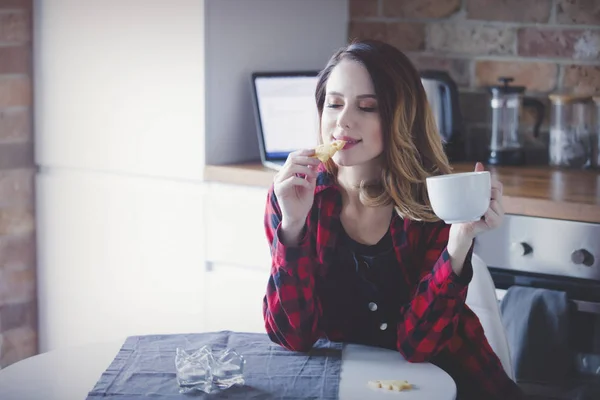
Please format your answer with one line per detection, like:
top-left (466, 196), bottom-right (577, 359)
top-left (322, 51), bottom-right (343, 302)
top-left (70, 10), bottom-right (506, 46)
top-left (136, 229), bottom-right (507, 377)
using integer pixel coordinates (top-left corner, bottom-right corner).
top-left (273, 149), bottom-right (321, 242)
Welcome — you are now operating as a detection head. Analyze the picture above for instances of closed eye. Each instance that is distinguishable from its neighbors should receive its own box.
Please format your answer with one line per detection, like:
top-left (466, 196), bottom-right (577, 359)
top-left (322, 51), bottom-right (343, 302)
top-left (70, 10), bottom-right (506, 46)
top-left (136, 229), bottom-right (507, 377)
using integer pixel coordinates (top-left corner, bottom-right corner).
top-left (360, 107), bottom-right (377, 112)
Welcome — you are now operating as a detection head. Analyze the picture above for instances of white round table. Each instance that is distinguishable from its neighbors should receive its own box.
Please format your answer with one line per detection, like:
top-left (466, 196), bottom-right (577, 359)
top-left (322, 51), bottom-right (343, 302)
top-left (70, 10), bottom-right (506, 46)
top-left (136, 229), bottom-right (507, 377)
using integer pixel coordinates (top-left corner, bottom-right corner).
top-left (0, 341), bottom-right (456, 400)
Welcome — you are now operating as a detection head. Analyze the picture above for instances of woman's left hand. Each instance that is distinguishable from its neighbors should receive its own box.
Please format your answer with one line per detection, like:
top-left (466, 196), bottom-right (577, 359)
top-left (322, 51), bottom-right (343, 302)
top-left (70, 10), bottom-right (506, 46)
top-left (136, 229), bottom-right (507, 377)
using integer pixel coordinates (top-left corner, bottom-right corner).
top-left (449, 162), bottom-right (505, 244)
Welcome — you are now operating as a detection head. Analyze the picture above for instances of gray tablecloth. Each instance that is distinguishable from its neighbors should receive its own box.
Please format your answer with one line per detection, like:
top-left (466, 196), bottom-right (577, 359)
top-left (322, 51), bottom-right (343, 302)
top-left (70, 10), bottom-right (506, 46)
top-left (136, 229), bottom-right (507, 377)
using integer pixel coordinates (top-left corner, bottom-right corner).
top-left (86, 331), bottom-right (343, 399)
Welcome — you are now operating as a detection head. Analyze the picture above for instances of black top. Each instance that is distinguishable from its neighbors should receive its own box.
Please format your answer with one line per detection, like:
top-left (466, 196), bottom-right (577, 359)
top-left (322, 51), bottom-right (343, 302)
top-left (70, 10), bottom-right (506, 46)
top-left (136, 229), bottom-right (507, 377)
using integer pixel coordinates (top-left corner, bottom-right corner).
top-left (318, 223), bottom-right (408, 350)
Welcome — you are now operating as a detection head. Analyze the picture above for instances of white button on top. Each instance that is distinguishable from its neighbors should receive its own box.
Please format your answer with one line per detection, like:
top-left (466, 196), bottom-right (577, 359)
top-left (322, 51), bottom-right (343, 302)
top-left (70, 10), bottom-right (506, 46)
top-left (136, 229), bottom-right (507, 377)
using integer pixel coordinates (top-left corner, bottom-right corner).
top-left (379, 323), bottom-right (388, 331)
top-left (368, 302), bottom-right (378, 311)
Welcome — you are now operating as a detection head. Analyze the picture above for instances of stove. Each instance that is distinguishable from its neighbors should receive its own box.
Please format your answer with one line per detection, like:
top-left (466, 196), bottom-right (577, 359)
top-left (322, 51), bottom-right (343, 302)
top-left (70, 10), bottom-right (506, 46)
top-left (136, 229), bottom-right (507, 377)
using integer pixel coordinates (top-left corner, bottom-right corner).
top-left (474, 214), bottom-right (600, 399)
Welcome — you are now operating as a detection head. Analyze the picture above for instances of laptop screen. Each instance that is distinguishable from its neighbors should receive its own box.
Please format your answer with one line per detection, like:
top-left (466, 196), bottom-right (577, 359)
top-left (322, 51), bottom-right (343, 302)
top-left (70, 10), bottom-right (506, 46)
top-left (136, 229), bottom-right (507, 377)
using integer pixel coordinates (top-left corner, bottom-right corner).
top-left (252, 72), bottom-right (321, 161)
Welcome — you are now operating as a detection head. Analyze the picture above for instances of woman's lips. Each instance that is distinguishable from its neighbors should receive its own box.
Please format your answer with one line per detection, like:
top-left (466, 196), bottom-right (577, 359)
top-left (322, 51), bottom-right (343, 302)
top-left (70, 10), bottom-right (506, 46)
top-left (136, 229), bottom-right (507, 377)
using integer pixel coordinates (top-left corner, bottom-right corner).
top-left (340, 141), bottom-right (359, 150)
top-left (334, 136), bottom-right (361, 150)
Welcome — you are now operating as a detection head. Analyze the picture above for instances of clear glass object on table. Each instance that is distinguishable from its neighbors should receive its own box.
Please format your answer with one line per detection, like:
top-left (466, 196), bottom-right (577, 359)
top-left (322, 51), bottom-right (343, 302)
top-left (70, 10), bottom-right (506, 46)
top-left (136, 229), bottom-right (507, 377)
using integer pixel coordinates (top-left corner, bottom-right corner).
top-left (175, 345), bottom-right (245, 394)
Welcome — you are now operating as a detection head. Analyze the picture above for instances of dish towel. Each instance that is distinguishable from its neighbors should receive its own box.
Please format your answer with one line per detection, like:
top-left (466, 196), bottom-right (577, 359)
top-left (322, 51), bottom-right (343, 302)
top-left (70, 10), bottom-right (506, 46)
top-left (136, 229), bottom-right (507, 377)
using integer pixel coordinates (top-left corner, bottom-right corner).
top-left (500, 286), bottom-right (572, 382)
top-left (87, 331), bottom-right (343, 399)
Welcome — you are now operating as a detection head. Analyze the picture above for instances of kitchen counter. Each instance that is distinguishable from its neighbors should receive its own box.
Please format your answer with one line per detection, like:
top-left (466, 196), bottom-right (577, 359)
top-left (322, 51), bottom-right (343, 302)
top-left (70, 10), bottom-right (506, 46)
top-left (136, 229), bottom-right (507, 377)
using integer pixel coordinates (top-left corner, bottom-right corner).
top-left (204, 162), bottom-right (600, 224)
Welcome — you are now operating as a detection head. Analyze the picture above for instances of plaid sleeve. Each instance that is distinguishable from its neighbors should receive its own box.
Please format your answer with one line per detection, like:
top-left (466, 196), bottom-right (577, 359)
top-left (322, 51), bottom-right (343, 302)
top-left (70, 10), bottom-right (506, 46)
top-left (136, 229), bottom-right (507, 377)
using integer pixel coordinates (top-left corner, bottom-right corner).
top-left (262, 185), bottom-right (322, 352)
top-left (444, 308), bottom-right (524, 399)
top-left (399, 222), bottom-right (522, 398)
top-left (396, 220), bottom-right (475, 362)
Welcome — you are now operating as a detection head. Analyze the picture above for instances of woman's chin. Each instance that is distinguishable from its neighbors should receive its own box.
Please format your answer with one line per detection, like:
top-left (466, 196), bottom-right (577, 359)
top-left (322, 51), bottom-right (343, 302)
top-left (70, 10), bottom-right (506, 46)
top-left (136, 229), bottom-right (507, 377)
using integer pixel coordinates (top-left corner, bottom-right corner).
top-left (333, 154), bottom-right (359, 167)
top-left (333, 152), bottom-right (384, 168)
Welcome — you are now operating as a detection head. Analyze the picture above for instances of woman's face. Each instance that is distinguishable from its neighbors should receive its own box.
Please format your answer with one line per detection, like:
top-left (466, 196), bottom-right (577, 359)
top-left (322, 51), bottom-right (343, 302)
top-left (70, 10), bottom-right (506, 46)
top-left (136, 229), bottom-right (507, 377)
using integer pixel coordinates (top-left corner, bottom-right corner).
top-left (320, 59), bottom-right (384, 167)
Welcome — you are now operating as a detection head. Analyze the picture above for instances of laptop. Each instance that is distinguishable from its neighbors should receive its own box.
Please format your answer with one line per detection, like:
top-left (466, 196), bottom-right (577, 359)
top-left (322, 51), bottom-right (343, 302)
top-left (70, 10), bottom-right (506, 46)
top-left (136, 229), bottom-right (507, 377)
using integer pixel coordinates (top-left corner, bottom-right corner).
top-left (251, 71), bottom-right (321, 170)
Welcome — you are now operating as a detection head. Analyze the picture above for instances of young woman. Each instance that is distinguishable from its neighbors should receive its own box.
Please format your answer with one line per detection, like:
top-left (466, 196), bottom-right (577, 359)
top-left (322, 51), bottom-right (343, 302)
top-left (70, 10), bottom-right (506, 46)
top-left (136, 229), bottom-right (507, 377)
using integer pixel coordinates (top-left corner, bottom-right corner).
top-left (262, 40), bottom-right (523, 400)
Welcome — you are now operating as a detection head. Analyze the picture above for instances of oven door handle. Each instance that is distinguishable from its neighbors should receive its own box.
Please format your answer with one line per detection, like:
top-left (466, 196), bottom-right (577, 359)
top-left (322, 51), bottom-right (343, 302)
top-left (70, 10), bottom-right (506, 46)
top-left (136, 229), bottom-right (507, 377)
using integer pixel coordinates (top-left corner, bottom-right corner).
top-left (573, 300), bottom-right (600, 315)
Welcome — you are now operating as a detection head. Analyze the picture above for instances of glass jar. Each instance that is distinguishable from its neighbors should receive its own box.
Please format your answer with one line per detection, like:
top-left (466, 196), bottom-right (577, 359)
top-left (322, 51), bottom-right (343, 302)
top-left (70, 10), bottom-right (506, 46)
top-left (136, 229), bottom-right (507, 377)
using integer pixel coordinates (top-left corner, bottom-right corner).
top-left (548, 94), bottom-right (594, 168)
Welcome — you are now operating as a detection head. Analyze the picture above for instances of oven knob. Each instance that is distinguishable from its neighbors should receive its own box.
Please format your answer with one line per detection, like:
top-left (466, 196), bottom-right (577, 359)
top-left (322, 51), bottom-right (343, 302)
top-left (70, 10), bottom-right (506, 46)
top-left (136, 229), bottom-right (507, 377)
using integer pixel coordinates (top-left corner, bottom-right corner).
top-left (571, 249), bottom-right (594, 266)
top-left (510, 242), bottom-right (533, 256)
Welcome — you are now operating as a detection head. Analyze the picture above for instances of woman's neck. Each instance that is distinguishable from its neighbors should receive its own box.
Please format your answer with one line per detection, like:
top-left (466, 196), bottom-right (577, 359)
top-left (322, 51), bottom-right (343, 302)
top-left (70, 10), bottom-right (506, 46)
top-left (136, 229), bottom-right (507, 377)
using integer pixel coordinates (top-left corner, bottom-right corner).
top-left (336, 161), bottom-right (381, 206)
top-left (336, 161), bottom-right (395, 245)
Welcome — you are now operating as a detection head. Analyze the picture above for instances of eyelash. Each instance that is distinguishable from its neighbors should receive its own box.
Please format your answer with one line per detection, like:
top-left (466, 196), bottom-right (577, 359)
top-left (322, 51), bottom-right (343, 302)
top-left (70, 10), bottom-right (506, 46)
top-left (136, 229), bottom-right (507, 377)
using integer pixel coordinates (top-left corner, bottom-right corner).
top-left (325, 104), bottom-right (377, 112)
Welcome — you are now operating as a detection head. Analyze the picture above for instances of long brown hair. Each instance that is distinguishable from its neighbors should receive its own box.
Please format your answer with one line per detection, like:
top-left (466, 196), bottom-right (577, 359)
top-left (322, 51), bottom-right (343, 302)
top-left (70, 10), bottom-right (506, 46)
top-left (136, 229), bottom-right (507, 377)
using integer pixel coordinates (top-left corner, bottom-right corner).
top-left (315, 39), bottom-right (452, 222)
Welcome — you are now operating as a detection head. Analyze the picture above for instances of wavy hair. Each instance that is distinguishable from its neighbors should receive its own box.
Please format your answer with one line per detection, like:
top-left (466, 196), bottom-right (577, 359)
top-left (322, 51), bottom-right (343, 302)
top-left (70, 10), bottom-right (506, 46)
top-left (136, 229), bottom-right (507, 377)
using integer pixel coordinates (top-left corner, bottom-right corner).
top-left (315, 39), bottom-right (453, 222)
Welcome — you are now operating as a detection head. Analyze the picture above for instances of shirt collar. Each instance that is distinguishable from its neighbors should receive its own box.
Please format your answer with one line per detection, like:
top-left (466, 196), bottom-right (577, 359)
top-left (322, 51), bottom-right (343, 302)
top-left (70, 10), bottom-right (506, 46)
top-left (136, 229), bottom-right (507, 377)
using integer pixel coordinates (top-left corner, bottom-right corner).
top-left (315, 163), bottom-right (337, 195)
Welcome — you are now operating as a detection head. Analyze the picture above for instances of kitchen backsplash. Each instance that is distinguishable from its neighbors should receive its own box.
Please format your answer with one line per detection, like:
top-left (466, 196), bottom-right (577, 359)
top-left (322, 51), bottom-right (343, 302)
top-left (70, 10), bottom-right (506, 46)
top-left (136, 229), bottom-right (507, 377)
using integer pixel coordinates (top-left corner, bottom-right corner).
top-left (349, 0), bottom-right (600, 161)
top-left (0, 0), bottom-right (38, 368)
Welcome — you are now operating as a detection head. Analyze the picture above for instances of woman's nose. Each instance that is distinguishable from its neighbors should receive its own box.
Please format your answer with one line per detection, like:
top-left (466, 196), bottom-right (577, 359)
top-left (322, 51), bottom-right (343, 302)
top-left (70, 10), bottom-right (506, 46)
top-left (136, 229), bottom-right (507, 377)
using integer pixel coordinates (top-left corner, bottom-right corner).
top-left (337, 106), bottom-right (354, 129)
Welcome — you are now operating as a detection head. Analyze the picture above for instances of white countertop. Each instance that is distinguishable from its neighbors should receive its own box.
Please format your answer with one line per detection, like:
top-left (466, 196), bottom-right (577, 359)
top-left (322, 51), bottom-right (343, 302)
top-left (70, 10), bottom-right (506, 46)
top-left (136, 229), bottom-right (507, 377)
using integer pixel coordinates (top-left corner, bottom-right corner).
top-left (0, 340), bottom-right (456, 400)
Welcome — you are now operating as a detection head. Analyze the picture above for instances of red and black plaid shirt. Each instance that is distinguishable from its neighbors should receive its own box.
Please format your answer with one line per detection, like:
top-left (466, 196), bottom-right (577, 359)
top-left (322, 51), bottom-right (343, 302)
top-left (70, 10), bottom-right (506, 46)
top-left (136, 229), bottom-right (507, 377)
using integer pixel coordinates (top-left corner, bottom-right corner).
top-left (262, 165), bottom-right (523, 399)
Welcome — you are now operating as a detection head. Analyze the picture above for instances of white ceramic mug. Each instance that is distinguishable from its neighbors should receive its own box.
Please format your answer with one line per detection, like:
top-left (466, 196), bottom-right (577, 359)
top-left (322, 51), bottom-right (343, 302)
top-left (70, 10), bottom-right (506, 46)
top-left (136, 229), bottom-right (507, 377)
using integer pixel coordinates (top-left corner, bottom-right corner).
top-left (425, 171), bottom-right (491, 224)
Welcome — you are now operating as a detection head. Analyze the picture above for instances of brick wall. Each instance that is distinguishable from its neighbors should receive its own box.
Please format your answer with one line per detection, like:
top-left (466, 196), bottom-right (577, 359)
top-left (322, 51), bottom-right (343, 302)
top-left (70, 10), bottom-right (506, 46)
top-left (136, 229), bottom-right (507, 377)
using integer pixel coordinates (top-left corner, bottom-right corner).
top-left (0, 0), bottom-right (37, 368)
top-left (349, 0), bottom-right (600, 160)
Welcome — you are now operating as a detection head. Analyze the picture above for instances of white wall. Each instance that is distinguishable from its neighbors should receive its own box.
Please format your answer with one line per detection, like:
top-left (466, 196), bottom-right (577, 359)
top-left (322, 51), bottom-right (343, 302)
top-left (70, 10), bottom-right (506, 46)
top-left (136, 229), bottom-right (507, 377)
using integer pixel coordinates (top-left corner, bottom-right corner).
top-left (33, 0), bottom-right (206, 352)
top-left (204, 0), bottom-right (349, 165)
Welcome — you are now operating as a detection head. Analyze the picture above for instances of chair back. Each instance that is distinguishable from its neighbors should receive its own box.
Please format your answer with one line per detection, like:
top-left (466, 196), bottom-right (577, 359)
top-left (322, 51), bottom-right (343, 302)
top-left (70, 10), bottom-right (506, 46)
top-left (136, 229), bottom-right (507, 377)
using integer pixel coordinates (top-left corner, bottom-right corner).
top-left (466, 253), bottom-right (515, 380)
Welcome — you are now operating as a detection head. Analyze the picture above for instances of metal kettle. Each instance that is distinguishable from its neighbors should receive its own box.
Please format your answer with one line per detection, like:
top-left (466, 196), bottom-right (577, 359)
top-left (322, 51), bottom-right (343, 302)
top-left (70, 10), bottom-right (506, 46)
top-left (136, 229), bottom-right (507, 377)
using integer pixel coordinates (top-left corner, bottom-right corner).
top-left (420, 70), bottom-right (465, 162)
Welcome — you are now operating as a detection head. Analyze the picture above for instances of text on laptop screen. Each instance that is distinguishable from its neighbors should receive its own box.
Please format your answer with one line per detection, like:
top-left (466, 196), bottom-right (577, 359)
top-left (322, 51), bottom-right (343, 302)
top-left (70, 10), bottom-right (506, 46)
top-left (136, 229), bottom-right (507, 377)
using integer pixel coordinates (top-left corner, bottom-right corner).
top-left (255, 75), bottom-right (320, 158)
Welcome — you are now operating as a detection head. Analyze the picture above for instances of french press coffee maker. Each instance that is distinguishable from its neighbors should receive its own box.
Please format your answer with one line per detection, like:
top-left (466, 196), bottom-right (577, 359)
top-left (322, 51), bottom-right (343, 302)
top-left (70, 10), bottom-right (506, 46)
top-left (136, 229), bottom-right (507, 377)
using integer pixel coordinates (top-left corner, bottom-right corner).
top-left (487, 77), bottom-right (545, 165)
